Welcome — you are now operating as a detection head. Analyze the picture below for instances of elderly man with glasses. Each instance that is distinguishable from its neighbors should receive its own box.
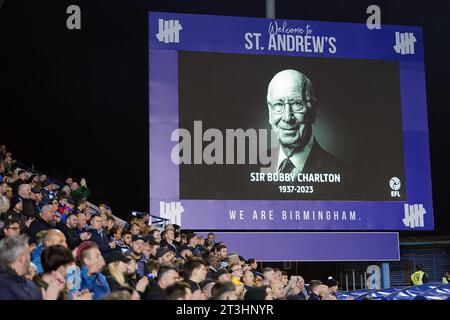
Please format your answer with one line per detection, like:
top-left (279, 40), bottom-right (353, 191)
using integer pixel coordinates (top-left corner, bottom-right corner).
top-left (264, 69), bottom-right (348, 196)
top-left (267, 69), bottom-right (345, 176)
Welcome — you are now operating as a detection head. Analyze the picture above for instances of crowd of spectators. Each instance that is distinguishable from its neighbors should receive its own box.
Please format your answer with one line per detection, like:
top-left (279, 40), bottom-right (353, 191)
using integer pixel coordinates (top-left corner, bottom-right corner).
top-left (0, 144), bottom-right (339, 300)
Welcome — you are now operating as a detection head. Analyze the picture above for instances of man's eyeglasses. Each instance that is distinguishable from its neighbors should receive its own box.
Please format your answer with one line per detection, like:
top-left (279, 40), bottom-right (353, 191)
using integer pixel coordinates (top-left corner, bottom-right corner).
top-left (6, 227), bottom-right (20, 231)
top-left (268, 100), bottom-right (310, 114)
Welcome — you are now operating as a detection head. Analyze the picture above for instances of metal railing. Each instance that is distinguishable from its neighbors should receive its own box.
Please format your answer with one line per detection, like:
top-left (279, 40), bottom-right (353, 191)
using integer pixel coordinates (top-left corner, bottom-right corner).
top-left (340, 270), bottom-right (369, 291)
top-left (131, 210), bottom-right (170, 229)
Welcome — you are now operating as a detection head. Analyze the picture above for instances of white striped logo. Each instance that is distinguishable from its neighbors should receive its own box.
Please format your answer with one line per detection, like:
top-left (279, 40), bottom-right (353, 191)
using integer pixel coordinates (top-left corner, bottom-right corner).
top-left (156, 19), bottom-right (183, 44)
top-left (403, 203), bottom-right (426, 228)
top-left (160, 201), bottom-right (184, 225)
top-left (394, 32), bottom-right (416, 55)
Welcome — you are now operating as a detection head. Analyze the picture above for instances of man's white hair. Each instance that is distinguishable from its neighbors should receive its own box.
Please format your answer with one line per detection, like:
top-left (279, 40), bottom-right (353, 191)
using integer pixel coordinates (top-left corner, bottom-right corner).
top-left (0, 235), bottom-right (29, 266)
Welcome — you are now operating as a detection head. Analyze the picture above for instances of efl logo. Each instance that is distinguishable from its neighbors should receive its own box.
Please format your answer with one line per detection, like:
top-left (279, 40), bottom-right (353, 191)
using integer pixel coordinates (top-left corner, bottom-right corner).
top-left (403, 203), bottom-right (426, 228)
top-left (156, 18), bottom-right (182, 44)
top-left (160, 201), bottom-right (184, 225)
top-left (394, 32), bottom-right (416, 55)
top-left (389, 177), bottom-right (401, 197)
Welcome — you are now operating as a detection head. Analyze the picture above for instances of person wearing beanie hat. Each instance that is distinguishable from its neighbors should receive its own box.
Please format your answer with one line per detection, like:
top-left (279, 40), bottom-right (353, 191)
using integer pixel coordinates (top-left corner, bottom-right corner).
top-left (326, 276), bottom-right (339, 296)
top-left (2, 196), bottom-right (28, 230)
top-left (155, 247), bottom-right (173, 264)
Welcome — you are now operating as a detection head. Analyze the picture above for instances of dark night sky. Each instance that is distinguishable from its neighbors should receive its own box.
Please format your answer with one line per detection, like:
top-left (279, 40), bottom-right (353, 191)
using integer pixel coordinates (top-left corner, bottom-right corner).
top-left (0, 0), bottom-right (449, 235)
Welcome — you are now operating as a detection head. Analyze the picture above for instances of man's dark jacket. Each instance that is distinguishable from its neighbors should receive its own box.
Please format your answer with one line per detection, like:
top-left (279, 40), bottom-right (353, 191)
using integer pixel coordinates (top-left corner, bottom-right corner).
top-left (88, 227), bottom-right (111, 255)
top-left (56, 222), bottom-right (82, 250)
top-left (28, 215), bottom-right (54, 244)
top-left (0, 263), bottom-right (42, 300)
top-left (20, 197), bottom-right (39, 219)
top-left (143, 280), bottom-right (167, 300)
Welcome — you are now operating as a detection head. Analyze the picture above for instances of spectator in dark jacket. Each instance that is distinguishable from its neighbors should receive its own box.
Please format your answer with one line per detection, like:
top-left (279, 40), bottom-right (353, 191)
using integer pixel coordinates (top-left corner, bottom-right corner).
top-left (184, 257), bottom-right (208, 294)
top-left (0, 145), bottom-right (6, 161)
top-left (2, 196), bottom-right (27, 228)
top-left (57, 213), bottom-right (91, 250)
top-left (28, 204), bottom-right (55, 244)
top-left (296, 276), bottom-right (310, 300)
top-left (160, 229), bottom-right (178, 255)
top-left (18, 184), bottom-right (39, 218)
top-left (0, 235), bottom-right (42, 300)
top-left (125, 236), bottom-right (147, 278)
top-left (143, 264), bottom-right (180, 300)
top-left (88, 214), bottom-right (115, 255)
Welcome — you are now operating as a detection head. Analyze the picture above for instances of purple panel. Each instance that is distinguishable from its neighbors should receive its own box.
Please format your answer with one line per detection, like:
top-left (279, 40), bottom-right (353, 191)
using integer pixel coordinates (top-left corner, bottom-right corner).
top-left (149, 12), bottom-right (423, 62)
top-left (149, 50), bottom-right (179, 200)
top-left (198, 232), bottom-right (400, 261)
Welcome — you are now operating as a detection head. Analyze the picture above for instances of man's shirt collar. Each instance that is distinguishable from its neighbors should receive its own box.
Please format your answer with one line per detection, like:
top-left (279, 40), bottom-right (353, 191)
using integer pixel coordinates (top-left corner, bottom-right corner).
top-left (277, 134), bottom-right (314, 173)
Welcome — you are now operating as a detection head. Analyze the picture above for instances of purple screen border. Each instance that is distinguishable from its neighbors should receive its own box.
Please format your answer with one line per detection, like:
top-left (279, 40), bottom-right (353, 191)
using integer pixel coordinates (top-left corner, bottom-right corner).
top-left (149, 12), bottom-right (433, 231)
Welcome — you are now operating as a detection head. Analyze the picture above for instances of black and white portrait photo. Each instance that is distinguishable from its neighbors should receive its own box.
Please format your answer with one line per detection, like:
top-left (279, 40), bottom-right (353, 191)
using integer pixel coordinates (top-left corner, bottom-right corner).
top-left (177, 51), bottom-right (406, 201)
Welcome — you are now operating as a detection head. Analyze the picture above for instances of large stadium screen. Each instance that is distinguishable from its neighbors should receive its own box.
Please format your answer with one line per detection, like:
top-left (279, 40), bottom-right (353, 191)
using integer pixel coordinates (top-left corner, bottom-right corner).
top-left (149, 12), bottom-right (433, 231)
